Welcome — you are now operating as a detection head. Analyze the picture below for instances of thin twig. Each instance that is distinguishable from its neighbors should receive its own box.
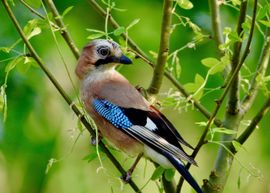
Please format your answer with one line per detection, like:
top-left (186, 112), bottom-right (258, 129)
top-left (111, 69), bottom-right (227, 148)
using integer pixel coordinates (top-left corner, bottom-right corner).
top-left (87, 0), bottom-right (223, 126)
top-left (45, 0), bottom-right (80, 59)
top-left (237, 96), bottom-right (270, 145)
top-left (147, 0), bottom-right (173, 95)
top-left (1, 1), bottom-right (141, 192)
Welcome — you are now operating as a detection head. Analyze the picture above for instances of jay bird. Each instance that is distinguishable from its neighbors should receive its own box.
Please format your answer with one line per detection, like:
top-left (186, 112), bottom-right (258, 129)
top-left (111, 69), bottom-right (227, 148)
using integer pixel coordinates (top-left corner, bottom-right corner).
top-left (75, 39), bottom-right (202, 193)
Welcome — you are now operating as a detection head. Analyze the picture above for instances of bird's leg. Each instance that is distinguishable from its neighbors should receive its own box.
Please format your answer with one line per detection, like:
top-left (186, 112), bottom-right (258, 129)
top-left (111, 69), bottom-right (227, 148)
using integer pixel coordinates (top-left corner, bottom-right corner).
top-left (90, 133), bottom-right (102, 146)
top-left (121, 153), bottom-right (143, 183)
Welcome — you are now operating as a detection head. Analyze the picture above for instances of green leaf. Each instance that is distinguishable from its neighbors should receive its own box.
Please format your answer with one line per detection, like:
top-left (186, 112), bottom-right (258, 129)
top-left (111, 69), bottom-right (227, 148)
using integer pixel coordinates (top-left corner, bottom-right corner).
top-left (127, 18), bottom-right (140, 30)
top-left (195, 74), bottom-right (204, 86)
top-left (151, 166), bottom-right (165, 180)
top-left (201, 57), bottom-right (220, 68)
top-left (87, 33), bottom-right (106, 40)
top-left (184, 74), bottom-right (204, 93)
top-left (5, 56), bottom-right (24, 73)
top-left (83, 152), bottom-right (98, 163)
top-left (164, 169), bottom-right (175, 181)
top-left (257, 6), bottom-right (269, 20)
top-left (28, 27), bottom-right (41, 40)
top-left (184, 82), bottom-right (198, 93)
top-left (176, 0), bottom-right (193, 9)
top-left (232, 140), bottom-right (242, 152)
top-left (62, 6), bottom-right (74, 17)
top-left (211, 127), bottom-right (237, 135)
top-left (24, 0), bottom-right (41, 8)
top-left (113, 26), bottom-right (125, 36)
top-left (149, 50), bottom-right (158, 59)
top-left (231, 0), bottom-right (241, 6)
top-left (259, 20), bottom-right (270, 27)
top-left (23, 19), bottom-right (42, 40)
top-left (209, 63), bottom-right (226, 75)
top-left (195, 121), bottom-right (208, 127)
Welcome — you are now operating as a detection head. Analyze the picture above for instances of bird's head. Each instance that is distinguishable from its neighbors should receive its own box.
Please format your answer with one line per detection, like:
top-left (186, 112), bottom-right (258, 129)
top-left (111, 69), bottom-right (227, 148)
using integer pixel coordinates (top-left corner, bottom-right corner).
top-left (75, 39), bottom-right (132, 79)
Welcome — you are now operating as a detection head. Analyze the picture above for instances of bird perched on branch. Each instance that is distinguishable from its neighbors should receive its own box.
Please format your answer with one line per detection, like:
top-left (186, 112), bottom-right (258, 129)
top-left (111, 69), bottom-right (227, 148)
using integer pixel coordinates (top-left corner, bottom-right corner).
top-left (75, 39), bottom-right (202, 193)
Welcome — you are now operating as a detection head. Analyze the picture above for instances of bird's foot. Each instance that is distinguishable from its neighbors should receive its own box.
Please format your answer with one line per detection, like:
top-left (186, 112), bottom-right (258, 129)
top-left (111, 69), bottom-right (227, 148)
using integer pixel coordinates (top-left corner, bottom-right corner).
top-left (121, 171), bottom-right (132, 183)
top-left (90, 135), bottom-right (102, 146)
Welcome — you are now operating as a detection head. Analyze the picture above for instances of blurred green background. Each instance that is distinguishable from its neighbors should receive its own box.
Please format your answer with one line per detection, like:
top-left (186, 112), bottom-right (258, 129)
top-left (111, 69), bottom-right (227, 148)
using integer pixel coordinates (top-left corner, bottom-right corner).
top-left (0, 0), bottom-right (270, 193)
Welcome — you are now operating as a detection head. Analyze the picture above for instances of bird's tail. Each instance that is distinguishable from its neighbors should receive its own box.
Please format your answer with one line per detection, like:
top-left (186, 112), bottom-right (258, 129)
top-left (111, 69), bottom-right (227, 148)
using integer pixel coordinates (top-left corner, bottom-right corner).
top-left (164, 152), bottom-right (203, 193)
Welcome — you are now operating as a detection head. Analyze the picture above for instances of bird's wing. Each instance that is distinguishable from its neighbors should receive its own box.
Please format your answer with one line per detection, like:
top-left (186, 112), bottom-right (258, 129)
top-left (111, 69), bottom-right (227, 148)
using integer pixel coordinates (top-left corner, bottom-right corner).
top-left (92, 98), bottom-right (197, 165)
top-left (149, 105), bottom-right (194, 149)
top-left (95, 79), bottom-right (193, 149)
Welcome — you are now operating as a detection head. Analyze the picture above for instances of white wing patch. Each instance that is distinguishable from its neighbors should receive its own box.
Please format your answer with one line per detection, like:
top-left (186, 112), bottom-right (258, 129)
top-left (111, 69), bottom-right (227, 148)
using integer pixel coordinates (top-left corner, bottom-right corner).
top-left (145, 117), bottom-right (157, 131)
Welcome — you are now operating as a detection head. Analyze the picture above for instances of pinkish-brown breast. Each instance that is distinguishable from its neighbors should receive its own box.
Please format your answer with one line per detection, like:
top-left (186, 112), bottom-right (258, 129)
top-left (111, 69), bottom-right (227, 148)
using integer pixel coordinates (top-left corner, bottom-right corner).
top-left (80, 70), bottom-right (147, 156)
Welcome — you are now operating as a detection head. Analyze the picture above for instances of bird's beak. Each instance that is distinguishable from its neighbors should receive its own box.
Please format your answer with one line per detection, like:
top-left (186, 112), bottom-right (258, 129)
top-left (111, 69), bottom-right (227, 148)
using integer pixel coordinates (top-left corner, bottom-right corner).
top-left (119, 54), bottom-right (132, 64)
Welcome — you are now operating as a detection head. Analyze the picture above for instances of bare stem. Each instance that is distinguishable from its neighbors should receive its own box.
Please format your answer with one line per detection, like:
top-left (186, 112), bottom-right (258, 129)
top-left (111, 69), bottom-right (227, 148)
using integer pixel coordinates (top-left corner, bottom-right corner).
top-left (1, 1), bottom-right (141, 192)
top-left (147, 0), bottom-right (173, 95)
top-left (45, 0), bottom-right (80, 59)
top-left (208, 0), bottom-right (224, 51)
top-left (237, 97), bottom-right (270, 145)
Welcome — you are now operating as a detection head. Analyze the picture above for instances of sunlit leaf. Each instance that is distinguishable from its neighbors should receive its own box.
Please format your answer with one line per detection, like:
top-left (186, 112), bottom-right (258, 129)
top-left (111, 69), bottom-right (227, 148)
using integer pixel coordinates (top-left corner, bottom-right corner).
top-left (5, 56), bottom-right (24, 73)
top-left (164, 169), bottom-right (175, 181)
top-left (28, 27), bottom-right (41, 40)
top-left (127, 18), bottom-right (140, 30)
top-left (24, 0), bottom-right (41, 8)
top-left (23, 19), bottom-right (42, 40)
top-left (212, 127), bottom-right (237, 135)
top-left (231, 0), bottom-right (241, 6)
top-left (149, 50), bottom-right (158, 59)
top-left (257, 6), bottom-right (269, 20)
top-left (259, 20), bottom-right (270, 27)
top-left (113, 26), bottom-right (125, 36)
top-left (201, 57), bottom-right (220, 68)
top-left (195, 121), bottom-right (208, 127)
top-left (83, 152), bottom-right (98, 163)
top-left (176, 0), bottom-right (193, 9)
top-left (87, 33), bottom-right (106, 40)
top-left (195, 74), bottom-right (204, 86)
top-left (232, 140), bottom-right (242, 152)
top-left (151, 166), bottom-right (165, 180)
top-left (209, 63), bottom-right (226, 75)
top-left (62, 6), bottom-right (74, 17)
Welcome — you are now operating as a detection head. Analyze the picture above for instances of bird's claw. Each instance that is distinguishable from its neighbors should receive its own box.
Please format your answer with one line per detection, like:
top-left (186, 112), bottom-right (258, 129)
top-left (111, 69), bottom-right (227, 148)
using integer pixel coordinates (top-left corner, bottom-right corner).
top-left (121, 171), bottom-right (132, 183)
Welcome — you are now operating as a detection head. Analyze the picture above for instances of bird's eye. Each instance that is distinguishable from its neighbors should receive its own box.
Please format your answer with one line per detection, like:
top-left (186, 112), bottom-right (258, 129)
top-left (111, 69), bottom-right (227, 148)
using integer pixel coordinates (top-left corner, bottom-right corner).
top-left (98, 47), bottom-right (110, 56)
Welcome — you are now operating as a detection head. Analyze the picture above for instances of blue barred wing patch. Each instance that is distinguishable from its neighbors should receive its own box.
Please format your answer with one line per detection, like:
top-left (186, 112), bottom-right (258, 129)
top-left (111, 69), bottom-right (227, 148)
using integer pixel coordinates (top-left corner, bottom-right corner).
top-left (92, 99), bottom-right (133, 129)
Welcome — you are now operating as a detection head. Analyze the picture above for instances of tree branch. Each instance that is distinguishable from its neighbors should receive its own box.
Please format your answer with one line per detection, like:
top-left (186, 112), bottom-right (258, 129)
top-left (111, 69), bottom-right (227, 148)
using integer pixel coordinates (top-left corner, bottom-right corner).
top-left (227, 0), bottom-right (247, 115)
top-left (176, 1), bottom-right (259, 190)
top-left (208, 0), bottom-right (224, 51)
top-left (1, 1), bottom-right (141, 192)
top-left (237, 96), bottom-right (270, 145)
top-left (202, 1), bottom-right (258, 192)
top-left (45, 0), bottom-right (80, 59)
top-left (241, 29), bottom-right (270, 113)
top-left (147, 0), bottom-right (173, 95)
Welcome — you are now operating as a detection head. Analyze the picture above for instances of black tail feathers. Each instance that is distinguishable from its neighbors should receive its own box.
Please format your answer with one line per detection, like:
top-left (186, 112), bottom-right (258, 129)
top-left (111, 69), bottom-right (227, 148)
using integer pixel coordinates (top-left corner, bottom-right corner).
top-left (165, 152), bottom-right (203, 193)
